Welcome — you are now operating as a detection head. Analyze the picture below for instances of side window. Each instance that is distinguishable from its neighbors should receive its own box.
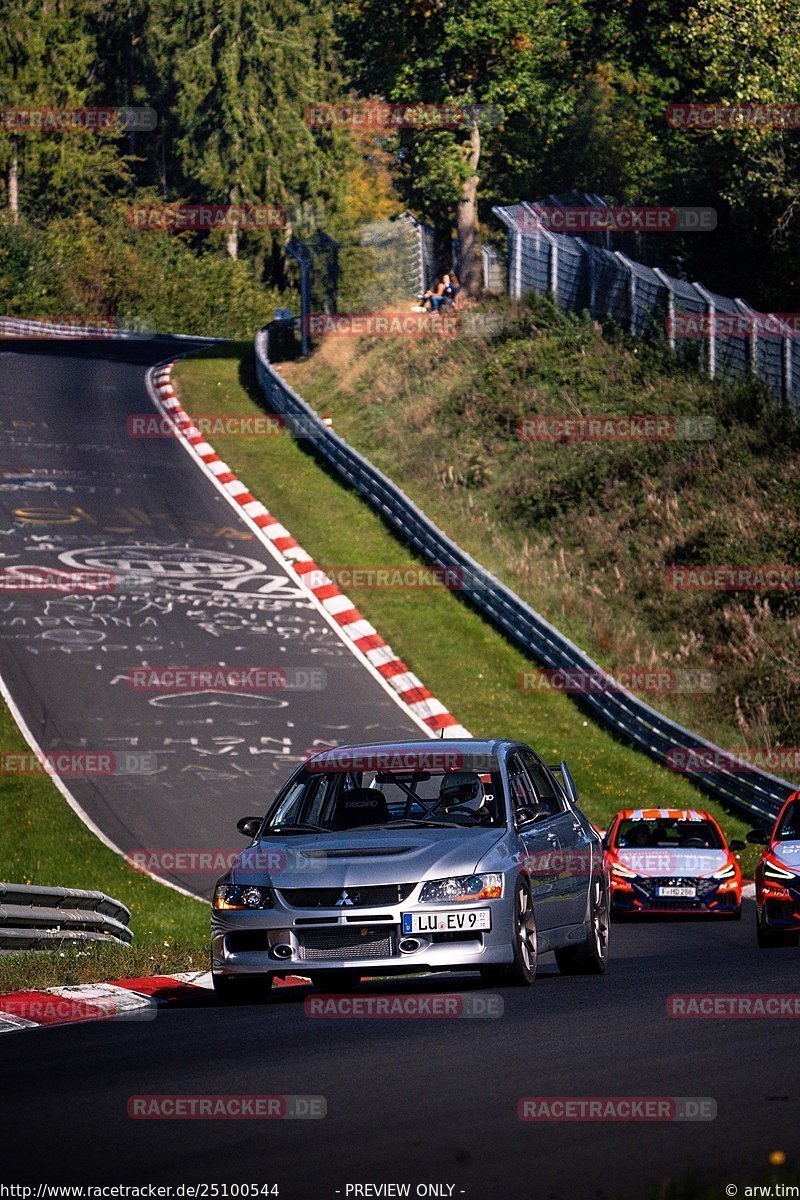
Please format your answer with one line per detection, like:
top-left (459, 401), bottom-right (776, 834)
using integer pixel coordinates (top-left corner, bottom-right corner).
top-left (507, 753), bottom-right (539, 825)
top-left (521, 752), bottom-right (565, 817)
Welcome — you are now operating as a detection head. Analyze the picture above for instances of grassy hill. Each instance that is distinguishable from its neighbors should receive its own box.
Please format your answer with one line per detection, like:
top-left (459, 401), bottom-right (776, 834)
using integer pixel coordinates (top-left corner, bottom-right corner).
top-left (279, 295), bottom-right (799, 776)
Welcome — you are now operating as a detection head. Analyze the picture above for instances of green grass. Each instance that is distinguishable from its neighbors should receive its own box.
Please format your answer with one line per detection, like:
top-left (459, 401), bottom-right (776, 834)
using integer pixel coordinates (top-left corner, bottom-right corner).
top-left (0, 698), bottom-right (207, 993)
top-left (172, 343), bottom-right (763, 874)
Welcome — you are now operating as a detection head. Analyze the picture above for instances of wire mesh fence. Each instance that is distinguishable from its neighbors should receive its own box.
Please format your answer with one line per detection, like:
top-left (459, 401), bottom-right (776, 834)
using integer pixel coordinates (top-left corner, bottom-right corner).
top-left (493, 198), bottom-right (800, 413)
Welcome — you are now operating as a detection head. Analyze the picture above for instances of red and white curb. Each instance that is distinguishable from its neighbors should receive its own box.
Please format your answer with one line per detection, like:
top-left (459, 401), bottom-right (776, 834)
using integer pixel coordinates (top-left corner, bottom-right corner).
top-left (148, 362), bottom-right (470, 738)
top-left (0, 971), bottom-right (311, 1033)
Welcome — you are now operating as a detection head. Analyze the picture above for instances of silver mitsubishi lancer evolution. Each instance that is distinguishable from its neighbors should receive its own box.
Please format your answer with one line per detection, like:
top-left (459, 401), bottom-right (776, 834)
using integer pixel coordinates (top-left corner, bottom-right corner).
top-left (210, 739), bottom-right (609, 1001)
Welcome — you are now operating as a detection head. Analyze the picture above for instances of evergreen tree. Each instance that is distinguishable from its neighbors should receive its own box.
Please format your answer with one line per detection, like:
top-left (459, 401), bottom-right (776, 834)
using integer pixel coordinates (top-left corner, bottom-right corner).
top-left (0, 0), bottom-right (130, 221)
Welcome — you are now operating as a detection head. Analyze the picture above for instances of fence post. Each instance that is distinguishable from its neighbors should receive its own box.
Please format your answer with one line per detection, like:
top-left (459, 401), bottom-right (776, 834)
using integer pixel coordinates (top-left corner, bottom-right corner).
top-left (653, 268), bottom-right (676, 352)
top-left (548, 233), bottom-right (558, 300)
top-left (575, 237), bottom-right (595, 316)
top-left (512, 230), bottom-right (522, 300)
top-left (735, 298), bottom-right (758, 375)
top-left (417, 223), bottom-right (426, 296)
top-left (285, 236), bottom-right (311, 356)
top-left (523, 204), bottom-right (558, 301)
top-left (614, 252), bottom-right (637, 337)
top-left (692, 282), bottom-right (716, 379)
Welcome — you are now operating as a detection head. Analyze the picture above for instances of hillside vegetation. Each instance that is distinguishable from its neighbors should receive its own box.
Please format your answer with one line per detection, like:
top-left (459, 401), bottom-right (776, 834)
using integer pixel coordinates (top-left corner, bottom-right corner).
top-left (279, 295), bottom-right (800, 772)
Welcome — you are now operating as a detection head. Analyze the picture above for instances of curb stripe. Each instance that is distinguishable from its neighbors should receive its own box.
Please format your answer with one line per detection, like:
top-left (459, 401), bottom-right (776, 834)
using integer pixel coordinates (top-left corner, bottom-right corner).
top-left (148, 362), bottom-right (470, 738)
top-left (0, 971), bottom-right (314, 1032)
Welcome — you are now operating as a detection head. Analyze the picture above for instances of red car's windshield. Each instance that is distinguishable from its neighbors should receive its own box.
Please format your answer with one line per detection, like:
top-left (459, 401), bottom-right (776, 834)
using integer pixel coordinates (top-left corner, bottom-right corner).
top-left (615, 818), bottom-right (723, 850)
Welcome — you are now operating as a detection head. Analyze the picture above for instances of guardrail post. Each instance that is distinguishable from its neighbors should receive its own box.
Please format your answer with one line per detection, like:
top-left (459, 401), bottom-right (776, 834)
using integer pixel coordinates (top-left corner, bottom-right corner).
top-left (692, 282), bottom-right (716, 379)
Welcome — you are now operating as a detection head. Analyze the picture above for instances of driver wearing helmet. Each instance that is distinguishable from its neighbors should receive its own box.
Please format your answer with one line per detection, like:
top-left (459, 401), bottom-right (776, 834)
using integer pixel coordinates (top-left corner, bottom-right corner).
top-left (438, 771), bottom-right (491, 822)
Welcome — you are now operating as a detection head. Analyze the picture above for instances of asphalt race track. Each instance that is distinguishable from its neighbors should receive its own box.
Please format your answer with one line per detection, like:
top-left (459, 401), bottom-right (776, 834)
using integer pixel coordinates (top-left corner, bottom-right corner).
top-left (1, 909), bottom-right (798, 1197)
top-left (0, 338), bottom-right (420, 895)
top-left (1, 340), bottom-right (798, 1198)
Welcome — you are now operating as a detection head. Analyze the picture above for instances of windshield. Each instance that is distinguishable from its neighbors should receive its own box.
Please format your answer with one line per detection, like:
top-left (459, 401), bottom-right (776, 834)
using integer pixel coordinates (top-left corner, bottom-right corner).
top-left (264, 762), bottom-right (505, 833)
top-left (615, 818), bottom-right (723, 850)
top-left (776, 800), bottom-right (800, 841)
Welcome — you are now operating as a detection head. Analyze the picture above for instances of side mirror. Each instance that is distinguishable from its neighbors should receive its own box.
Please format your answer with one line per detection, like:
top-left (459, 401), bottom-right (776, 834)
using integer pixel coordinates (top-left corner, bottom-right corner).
top-left (516, 807), bottom-right (539, 827)
top-left (746, 828), bottom-right (770, 845)
top-left (237, 816), bottom-right (262, 839)
top-left (729, 839), bottom-right (745, 852)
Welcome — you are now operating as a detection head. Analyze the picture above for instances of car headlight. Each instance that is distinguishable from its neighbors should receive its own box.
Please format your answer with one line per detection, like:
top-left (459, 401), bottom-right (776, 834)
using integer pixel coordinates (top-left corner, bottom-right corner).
top-left (710, 863), bottom-right (737, 880)
top-left (213, 883), bottom-right (273, 910)
top-left (764, 857), bottom-right (796, 882)
top-left (418, 874), bottom-right (502, 903)
top-left (610, 862), bottom-right (637, 879)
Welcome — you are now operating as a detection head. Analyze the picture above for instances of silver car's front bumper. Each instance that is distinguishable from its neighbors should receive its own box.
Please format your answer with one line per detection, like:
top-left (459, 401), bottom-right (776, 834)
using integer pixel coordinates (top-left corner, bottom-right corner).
top-left (211, 893), bottom-right (516, 977)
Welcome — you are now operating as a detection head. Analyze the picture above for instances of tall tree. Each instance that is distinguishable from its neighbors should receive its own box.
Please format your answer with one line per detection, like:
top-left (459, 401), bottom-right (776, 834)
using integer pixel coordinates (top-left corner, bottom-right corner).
top-left (337, 0), bottom-right (582, 295)
top-left (0, 0), bottom-right (130, 222)
top-left (169, 0), bottom-right (346, 259)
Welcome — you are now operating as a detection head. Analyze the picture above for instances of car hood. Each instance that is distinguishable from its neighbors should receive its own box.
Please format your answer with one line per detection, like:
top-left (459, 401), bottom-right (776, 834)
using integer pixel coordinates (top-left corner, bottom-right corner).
top-left (770, 840), bottom-right (800, 872)
top-left (230, 827), bottom-right (507, 888)
top-left (615, 848), bottom-right (729, 877)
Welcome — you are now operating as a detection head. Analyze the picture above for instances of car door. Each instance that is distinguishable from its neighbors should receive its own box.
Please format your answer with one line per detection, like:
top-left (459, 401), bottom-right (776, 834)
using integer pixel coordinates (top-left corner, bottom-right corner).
top-left (507, 750), bottom-right (570, 931)
top-left (522, 751), bottom-right (592, 927)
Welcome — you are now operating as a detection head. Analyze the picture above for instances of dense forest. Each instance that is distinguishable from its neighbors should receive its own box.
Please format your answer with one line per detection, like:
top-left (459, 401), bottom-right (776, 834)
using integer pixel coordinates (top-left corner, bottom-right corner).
top-left (1, 0), bottom-right (799, 332)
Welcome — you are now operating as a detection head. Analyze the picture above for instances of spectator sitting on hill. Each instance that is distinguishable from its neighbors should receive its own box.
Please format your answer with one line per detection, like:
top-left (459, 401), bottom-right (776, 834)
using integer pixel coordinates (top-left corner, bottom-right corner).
top-left (413, 271), bottom-right (460, 313)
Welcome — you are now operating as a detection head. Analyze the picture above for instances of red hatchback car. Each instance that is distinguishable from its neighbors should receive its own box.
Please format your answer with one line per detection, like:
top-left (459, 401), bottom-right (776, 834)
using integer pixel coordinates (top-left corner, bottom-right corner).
top-left (748, 790), bottom-right (800, 948)
top-left (604, 808), bottom-right (744, 918)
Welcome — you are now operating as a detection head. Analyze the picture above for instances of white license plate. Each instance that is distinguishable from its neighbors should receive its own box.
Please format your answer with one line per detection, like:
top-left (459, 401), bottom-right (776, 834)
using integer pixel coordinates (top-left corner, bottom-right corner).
top-left (656, 886), bottom-right (696, 898)
top-left (402, 909), bottom-right (491, 934)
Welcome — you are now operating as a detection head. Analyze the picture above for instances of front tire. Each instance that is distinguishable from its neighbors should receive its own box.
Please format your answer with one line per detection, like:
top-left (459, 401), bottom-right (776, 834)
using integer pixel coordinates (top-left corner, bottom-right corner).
top-left (555, 876), bottom-right (610, 975)
top-left (212, 973), bottom-right (271, 1004)
top-left (480, 880), bottom-right (537, 987)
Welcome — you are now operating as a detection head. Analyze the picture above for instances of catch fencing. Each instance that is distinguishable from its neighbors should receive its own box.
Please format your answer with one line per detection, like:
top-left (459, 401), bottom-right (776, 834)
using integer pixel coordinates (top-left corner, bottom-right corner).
top-left (493, 198), bottom-right (800, 411)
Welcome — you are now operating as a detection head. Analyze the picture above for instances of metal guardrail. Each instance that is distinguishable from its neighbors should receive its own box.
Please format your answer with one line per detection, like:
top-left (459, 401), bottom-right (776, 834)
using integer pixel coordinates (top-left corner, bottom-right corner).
top-left (0, 882), bottom-right (133, 951)
top-left (255, 322), bottom-right (794, 825)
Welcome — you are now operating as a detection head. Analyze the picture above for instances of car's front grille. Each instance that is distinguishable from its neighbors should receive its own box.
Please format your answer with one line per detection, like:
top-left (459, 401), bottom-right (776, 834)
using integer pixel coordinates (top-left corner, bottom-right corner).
top-left (641, 896), bottom-right (704, 910)
top-left (298, 926), bottom-right (395, 961)
top-left (279, 884), bottom-right (415, 909)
